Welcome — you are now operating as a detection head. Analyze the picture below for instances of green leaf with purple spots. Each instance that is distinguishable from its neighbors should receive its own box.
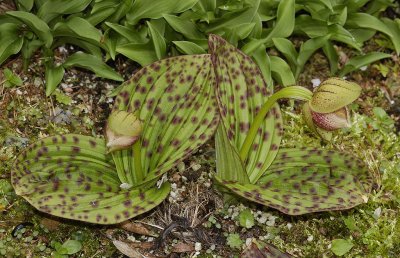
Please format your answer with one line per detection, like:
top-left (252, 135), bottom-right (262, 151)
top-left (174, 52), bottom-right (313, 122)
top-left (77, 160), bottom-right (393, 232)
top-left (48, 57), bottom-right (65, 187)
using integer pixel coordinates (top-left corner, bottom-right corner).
top-left (112, 54), bottom-right (219, 183)
top-left (216, 148), bottom-right (372, 215)
top-left (215, 125), bottom-right (249, 183)
top-left (209, 34), bottom-right (283, 183)
top-left (242, 240), bottom-right (292, 258)
top-left (12, 134), bottom-right (170, 224)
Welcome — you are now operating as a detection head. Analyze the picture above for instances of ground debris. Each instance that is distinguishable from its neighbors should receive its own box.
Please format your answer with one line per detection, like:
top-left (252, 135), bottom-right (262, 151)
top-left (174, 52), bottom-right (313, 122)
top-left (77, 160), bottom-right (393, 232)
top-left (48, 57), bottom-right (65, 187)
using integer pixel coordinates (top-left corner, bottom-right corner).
top-left (119, 221), bottom-right (156, 237)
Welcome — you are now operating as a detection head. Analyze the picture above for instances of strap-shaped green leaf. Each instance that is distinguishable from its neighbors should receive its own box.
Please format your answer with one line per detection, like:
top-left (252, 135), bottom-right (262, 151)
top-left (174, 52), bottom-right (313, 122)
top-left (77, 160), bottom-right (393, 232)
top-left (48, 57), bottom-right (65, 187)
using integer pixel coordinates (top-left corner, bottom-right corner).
top-left (12, 134), bottom-right (170, 224)
top-left (209, 34), bottom-right (282, 183)
top-left (6, 11), bottom-right (52, 48)
top-left (126, 0), bottom-right (198, 25)
top-left (45, 62), bottom-right (65, 96)
top-left (0, 23), bottom-right (24, 65)
top-left (53, 17), bottom-right (103, 47)
top-left (37, 0), bottom-right (92, 23)
top-left (163, 14), bottom-right (205, 40)
top-left (173, 41), bottom-right (206, 55)
top-left (113, 54), bottom-right (219, 182)
top-left (147, 21), bottom-right (166, 60)
top-left (63, 52), bottom-right (123, 82)
top-left (116, 42), bottom-right (158, 67)
top-left (216, 148), bottom-right (372, 215)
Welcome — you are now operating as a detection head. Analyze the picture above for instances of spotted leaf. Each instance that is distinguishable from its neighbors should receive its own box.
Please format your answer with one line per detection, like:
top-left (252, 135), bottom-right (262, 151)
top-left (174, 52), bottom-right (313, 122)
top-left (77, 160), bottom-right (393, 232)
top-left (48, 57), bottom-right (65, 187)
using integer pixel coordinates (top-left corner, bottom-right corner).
top-left (12, 134), bottom-right (170, 224)
top-left (216, 148), bottom-right (372, 215)
top-left (113, 54), bottom-right (219, 183)
top-left (209, 34), bottom-right (283, 183)
top-left (215, 125), bottom-right (249, 183)
top-left (242, 240), bottom-right (292, 258)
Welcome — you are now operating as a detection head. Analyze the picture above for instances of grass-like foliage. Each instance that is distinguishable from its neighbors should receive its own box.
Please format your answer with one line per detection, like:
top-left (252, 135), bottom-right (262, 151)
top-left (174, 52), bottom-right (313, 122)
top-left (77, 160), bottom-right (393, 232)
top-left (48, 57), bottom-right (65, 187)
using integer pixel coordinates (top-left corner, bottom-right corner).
top-left (0, 0), bottom-right (399, 94)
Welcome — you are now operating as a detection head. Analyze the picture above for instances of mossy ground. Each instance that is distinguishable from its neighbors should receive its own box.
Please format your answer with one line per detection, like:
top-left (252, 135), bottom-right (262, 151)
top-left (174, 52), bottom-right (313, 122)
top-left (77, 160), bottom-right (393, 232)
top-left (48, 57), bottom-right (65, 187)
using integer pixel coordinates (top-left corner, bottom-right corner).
top-left (1, 38), bottom-right (399, 257)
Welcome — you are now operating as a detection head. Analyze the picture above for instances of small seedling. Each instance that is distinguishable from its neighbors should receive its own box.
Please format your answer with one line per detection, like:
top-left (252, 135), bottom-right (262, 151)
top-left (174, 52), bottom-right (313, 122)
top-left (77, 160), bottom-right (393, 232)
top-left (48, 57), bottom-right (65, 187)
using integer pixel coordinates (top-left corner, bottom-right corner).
top-left (1, 68), bottom-right (23, 88)
top-left (51, 239), bottom-right (82, 258)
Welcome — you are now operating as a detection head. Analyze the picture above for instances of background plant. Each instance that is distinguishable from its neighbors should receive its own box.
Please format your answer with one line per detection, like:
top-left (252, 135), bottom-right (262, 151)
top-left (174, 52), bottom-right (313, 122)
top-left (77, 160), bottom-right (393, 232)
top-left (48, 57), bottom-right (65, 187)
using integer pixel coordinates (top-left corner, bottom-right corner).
top-left (1, 0), bottom-right (399, 95)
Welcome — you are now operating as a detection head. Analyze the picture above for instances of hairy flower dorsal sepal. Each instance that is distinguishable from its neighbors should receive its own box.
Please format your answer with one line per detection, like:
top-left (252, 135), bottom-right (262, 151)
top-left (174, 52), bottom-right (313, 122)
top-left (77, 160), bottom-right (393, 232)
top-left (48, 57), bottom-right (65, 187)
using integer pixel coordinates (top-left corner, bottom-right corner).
top-left (303, 78), bottom-right (361, 137)
top-left (310, 77), bottom-right (361, 113)
top-left (106, 110), bottom-right (143, 152)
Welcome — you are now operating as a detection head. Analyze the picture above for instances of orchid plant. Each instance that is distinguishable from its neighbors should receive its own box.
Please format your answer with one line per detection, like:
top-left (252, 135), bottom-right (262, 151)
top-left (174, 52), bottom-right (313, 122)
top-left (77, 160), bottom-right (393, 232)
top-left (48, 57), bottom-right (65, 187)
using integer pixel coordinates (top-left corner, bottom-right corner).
top-left (11, 34), bottom-right (373, 225)
top-left (11, 54), bottom-right (219, 224)
top-left (210, 35), bottom-right (373, 215)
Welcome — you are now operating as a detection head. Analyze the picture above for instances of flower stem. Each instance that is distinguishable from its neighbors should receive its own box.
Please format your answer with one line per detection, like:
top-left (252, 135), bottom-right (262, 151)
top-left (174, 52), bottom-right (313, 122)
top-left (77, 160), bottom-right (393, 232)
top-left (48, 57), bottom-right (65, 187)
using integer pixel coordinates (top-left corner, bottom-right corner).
top-left (239, 86), bottom-right (313, 161)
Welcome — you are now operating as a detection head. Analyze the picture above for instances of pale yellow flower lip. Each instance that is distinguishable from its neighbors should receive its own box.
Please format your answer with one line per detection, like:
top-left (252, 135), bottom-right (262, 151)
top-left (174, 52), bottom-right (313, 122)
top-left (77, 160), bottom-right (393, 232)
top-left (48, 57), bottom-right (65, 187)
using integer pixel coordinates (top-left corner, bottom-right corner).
top-left (310, 106), bottom-right (350, 131)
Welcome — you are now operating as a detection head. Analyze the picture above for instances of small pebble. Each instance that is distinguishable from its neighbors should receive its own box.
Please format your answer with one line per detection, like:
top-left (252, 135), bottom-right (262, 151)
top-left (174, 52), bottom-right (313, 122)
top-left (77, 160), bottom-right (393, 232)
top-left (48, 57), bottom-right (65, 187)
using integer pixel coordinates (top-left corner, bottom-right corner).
top-left (177, 162), bottom-right (185, 172)
top-left (373, 207), bottom-right (382, 219)
top-left (245, 238), bottom-right (252, 246)
top-left (195, 242), bottom-right (202, 251)
top-left (311, 78), bottom-right (321, 88)
top-left (191, 162), bottom-right (201, 171)
top-left (120, 183), bottom-right (132, 190)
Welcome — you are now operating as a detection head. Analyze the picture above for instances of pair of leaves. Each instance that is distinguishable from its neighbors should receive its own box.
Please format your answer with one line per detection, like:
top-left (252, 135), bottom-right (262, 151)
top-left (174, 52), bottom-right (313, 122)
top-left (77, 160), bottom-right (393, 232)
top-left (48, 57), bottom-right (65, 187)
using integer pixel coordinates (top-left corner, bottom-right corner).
top-left (53, 17), bottom-right (103, 50)
top-left (12, 135), bottom-right (170, 224)
top-left (209, 34), bottom-right (282, 184)
top-left (216, 147), bottom-right (372, 215)
top-left (211, 35), bottom-right (372, 215)
top-left (112, 54), bottom-right (219, 182)
top-left (2, 68), bottom-right (23, 88)
top-left (13, 53), bottom-right (219, 224)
